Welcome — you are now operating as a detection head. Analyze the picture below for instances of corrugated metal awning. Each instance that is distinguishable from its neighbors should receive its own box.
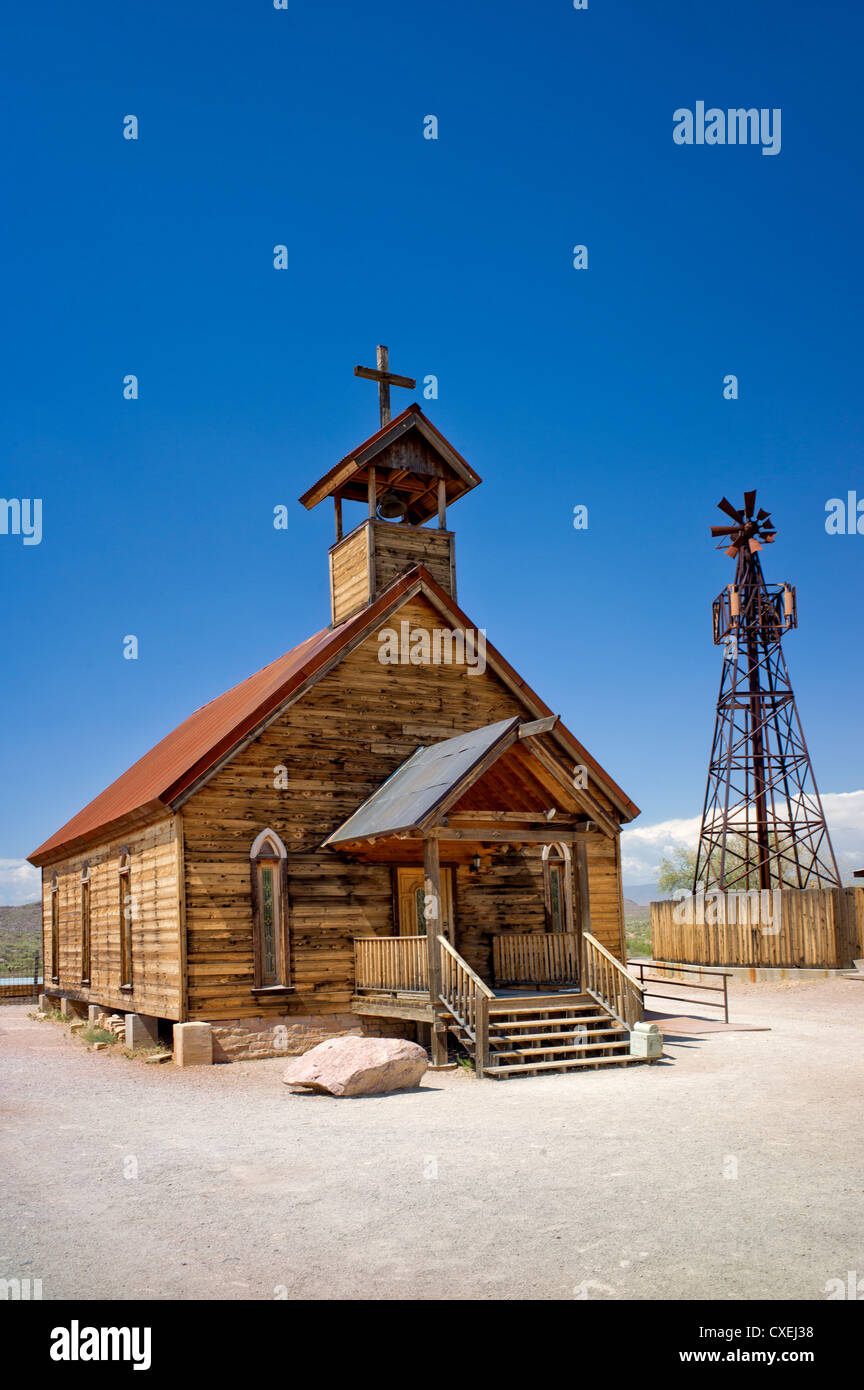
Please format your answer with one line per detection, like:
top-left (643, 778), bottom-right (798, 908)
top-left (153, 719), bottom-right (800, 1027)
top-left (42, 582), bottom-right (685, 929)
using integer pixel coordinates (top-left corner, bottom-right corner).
top-left (324, 718), bottom-right (521, 845)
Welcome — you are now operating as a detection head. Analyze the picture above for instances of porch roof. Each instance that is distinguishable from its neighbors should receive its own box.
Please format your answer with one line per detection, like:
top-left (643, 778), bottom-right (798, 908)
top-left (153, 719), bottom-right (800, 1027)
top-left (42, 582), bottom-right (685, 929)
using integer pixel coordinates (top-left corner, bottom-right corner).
top-left (323, 715), bottom-right (590, 849)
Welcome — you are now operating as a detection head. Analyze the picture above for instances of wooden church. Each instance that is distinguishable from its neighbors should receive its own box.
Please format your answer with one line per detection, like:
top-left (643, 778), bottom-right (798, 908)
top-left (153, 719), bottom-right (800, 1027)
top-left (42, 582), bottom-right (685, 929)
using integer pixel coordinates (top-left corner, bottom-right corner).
top-left (30, 354), bottom-right (645, 1077)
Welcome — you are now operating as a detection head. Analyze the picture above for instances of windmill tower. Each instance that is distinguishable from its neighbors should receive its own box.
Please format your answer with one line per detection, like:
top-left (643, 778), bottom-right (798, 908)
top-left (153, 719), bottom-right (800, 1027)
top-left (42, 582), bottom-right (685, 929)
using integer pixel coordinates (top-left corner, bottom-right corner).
top-left (693, 490), bottom-right (840, 892)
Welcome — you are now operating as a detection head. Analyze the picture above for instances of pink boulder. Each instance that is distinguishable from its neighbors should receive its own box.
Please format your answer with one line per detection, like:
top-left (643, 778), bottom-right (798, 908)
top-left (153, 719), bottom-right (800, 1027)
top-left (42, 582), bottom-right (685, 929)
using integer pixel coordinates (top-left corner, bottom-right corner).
top-left (282, 1035), bottom-right (428, 1097)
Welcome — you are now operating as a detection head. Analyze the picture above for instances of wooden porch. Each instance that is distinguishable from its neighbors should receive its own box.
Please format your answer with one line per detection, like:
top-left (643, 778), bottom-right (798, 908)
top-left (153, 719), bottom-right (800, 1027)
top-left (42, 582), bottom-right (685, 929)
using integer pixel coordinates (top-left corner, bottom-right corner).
top-left (352, 930), bottom-right (645, 1078)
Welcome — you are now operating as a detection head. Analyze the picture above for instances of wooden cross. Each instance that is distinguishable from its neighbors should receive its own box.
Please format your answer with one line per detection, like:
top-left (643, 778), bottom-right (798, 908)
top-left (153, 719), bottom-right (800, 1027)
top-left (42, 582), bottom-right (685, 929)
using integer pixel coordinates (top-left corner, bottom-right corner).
top-left (354, 345), bottom-right (416, 428)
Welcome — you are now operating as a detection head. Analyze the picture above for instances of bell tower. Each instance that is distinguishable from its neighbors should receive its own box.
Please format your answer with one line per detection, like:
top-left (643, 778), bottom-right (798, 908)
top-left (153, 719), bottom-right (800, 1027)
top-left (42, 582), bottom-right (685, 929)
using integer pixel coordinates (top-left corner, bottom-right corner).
top-left (298, 350), bottom-right (481, 626)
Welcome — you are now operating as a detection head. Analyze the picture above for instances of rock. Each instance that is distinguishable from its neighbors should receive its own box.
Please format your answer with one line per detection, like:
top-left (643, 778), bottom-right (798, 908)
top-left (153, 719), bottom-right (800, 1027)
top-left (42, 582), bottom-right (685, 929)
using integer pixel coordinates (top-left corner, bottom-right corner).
top-left (282, 1035), bottom-right (428, 1097)
top-left (173, 1022), bottom-right (213, 1067)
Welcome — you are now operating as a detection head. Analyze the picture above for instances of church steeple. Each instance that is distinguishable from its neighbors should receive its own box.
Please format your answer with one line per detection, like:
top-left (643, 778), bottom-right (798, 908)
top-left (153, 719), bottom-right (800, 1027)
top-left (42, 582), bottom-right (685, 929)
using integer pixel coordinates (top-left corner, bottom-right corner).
top-left (299, 372), bottom-right (481, 626)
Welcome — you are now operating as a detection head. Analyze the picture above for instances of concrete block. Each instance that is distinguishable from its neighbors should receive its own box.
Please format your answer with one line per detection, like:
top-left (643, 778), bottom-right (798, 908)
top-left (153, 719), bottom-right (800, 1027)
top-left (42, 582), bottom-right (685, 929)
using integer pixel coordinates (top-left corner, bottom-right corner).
top-left (59, 997), bottom-right (74, 1019)
top-left (38, 994), bottom-right (49, 1012)
top-left (173, 1022), bottom-right (213, 1067)
top-left (88, 1005), bottom-right (102, 1026)
top-left (125, 1013), bottom-right (160, 1049)
top-left (630, 1021), bottom-right (663, 1059)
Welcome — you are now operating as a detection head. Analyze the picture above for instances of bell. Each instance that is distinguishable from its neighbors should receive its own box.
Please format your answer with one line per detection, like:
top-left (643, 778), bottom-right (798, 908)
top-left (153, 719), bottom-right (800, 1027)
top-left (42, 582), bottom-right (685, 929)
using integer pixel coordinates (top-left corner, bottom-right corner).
top-left (377, 489), bottom-right (407, 521)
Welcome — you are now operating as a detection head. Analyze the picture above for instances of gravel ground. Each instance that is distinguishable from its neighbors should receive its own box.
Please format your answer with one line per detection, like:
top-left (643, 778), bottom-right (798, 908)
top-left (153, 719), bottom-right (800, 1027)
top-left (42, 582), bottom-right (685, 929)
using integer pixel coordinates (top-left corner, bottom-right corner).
top-left (1, 978), bottom-right (862, 1302)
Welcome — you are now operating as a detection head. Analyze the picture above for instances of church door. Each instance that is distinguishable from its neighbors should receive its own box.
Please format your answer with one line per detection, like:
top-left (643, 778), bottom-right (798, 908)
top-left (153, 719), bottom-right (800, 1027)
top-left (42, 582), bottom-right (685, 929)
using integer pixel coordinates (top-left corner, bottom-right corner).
top-left (396, 867), bottom-right (454, 945)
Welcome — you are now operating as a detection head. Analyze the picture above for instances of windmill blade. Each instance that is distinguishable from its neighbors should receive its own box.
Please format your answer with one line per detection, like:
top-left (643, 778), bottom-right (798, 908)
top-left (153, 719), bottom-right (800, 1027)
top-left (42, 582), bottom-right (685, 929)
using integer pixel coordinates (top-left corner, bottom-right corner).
top-left (725, 544), bottom-right (739, 557)
top-left (748, 538), bottom-right (762, 553)
top-left (744, 490), bottom-right (757, 518)
top-left (756, 508), bottom-right (770, 520)
top-left (718, 497), bottom-right (744, 522)
top-left (711, 526), bottom-right (738, 536)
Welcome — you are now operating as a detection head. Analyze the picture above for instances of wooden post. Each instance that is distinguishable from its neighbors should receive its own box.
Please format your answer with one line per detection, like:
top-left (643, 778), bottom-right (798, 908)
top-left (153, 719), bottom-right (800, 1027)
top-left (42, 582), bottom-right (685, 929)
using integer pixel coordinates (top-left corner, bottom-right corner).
top-left (573, 841), bottom-right (591, 981)
top-left (368, 466), bottom-right (377, 519)
top-left (437, 478), bottom-right (447, 530)
top-left (33, 951), bottom-right (39, 999)
top-left (424, 833), bottom-right (448, 1066)
top-left (334, 495), bottom-right (343, 542)
top-left (475, 994), bottom-right (488, 1079)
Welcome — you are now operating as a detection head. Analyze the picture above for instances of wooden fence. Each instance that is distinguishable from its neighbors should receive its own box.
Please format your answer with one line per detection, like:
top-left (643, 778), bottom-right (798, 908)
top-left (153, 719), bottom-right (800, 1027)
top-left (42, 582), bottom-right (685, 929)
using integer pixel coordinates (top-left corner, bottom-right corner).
top-left (650, 888), bottom-right (864, 969)
top-left (492, 932), bottom-right (580, 987)
top-left (354, 936), bottom-right (428, 993)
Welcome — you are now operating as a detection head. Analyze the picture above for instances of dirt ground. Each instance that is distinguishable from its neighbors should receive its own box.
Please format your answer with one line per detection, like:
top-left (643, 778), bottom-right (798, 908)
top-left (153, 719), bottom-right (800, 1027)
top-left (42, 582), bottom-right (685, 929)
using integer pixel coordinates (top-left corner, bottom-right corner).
top-left (1, 977), bottom-right (862, 1301)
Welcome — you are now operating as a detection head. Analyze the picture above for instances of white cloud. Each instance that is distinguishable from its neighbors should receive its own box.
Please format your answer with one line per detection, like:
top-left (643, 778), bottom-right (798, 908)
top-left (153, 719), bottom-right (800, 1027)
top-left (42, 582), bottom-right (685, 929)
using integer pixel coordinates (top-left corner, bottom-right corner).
top-left (0, 859), bottom-right (41, 906)
top-left (621, 815), bottom-right (701, 882)
top-left (622, 791), bottom-right (864, 886)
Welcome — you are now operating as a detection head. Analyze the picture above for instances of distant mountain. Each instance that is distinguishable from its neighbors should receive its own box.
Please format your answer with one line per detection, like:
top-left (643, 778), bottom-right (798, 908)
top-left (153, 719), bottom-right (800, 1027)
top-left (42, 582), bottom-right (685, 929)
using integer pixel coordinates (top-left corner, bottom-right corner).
top-left (0, 901), bottom-right (42, 972)
top-left (622, 882), bottom-right (660, 906)
top-left (622, 897), bottom-right (651, 920)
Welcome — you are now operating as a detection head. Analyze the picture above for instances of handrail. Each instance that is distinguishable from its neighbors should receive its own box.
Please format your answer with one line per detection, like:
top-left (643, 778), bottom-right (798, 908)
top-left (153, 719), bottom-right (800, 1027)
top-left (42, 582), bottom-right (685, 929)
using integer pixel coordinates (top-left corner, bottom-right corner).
top-left (583, 931), bottom-right (643, 1029)
top-left (492, 931), bottom-right (580, 987)
top-left (438, 937), bottom-right (493, 1078)
top-left (354, 936), bottom-right (428, 993)
top-left (627, 958), bottom-right (730, 1023)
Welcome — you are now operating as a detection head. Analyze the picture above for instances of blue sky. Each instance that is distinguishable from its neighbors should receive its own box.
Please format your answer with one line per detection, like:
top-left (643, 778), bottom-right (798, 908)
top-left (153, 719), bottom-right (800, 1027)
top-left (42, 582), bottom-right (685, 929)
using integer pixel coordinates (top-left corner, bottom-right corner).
top-left (2, 0), bottom-right (863, 900)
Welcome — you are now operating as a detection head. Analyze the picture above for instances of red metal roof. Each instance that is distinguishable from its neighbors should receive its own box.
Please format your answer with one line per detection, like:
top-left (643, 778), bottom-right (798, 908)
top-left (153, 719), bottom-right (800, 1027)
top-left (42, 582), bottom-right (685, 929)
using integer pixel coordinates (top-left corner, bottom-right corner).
top-left (29, 567), bottom-right (639, 865)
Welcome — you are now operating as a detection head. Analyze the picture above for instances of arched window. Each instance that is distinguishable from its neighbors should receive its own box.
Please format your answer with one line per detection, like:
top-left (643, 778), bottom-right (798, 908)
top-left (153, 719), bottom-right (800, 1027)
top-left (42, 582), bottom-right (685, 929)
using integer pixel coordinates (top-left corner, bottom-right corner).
top-left (118, 850), bottom-right (132, 989)
top-left (249, 830), bottom-right (290, 990)
top-left (80, 863), bottom-right (91, 985)
top-left (542, 843), bottom-right (573, 934)
top-left (50, 873), bottom-right (60, 984)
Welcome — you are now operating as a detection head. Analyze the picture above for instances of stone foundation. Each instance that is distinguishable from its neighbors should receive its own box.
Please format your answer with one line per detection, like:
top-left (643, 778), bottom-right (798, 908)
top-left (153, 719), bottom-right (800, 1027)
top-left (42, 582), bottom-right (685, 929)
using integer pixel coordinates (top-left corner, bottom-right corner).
top-left (209, 1012), bottom-right (416, 1062)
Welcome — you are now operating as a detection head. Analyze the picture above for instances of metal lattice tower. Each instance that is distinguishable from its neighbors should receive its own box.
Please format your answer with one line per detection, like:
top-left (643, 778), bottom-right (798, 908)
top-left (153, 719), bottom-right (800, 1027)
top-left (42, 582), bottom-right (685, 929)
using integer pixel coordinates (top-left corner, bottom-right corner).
top-left (693, 490), bottom-right (840, 892)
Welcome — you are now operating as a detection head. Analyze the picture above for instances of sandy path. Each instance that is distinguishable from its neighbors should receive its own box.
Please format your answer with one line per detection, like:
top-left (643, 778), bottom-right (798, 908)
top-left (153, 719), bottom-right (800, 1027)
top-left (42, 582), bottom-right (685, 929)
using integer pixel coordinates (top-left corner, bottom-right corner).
top-left (1, 978), bottom-right (862, 1301)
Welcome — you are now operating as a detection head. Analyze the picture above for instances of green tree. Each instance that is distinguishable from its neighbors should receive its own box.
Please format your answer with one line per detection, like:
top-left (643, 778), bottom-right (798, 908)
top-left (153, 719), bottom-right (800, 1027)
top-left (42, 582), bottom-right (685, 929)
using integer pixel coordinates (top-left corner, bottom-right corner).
top-left (656, 847), bottom-right (698, 895)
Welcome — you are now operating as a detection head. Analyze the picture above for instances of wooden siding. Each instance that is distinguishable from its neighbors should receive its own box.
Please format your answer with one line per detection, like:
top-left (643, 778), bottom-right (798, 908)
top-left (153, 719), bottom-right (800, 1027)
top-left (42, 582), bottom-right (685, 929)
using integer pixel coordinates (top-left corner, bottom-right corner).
top-left (330, 524), bottom-right (370, 625)
top-left (586, 832), bottom-right (628, 961)
top-left (40, 817), bottom-right (183, 1019)
top-left (371, 522), bottom-right (454, 600)
top-left (330, 521), bottom-right (456, 626)
top-left (181, 593), bottom-right (627, 1021)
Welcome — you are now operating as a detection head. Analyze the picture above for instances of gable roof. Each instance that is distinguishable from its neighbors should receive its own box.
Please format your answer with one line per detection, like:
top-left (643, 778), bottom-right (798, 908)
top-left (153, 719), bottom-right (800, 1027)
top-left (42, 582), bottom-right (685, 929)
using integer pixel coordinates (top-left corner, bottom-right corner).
top-left (28, 566), bottom-right (639, 866)
top-left (325, 719), bottom-right (520, 846)
top-left (298, 403), bottom-right (482, 524)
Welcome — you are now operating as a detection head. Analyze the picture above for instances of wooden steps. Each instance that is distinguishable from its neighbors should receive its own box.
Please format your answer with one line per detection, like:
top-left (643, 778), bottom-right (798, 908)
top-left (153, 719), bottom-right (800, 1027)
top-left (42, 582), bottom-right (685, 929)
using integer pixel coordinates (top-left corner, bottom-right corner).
top-left (436, 988), bottom-right (656, 1080)
top-left (489, 1014), bottom-right (613, 1032)
top-left (484, 1054), bottom-right (647, 1077)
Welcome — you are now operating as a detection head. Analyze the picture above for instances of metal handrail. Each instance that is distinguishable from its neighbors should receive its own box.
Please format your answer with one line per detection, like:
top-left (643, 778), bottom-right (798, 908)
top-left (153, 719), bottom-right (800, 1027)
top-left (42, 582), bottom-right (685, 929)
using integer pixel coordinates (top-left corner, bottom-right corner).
top-left (627, 958), bottom-right (730, 1023)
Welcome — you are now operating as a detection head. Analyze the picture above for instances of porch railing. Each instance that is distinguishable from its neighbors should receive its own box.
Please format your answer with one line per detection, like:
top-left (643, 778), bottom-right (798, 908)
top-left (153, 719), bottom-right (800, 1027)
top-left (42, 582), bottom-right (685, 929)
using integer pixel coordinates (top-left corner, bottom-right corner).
top-left (492, 931), bottom-right (580, 987)
top-left (354, 936), bottom-right (428, 993)
top-left (438, 937), bottom-right (494, 1078)
top-left (583, 931), bottom-right (643, 1029)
